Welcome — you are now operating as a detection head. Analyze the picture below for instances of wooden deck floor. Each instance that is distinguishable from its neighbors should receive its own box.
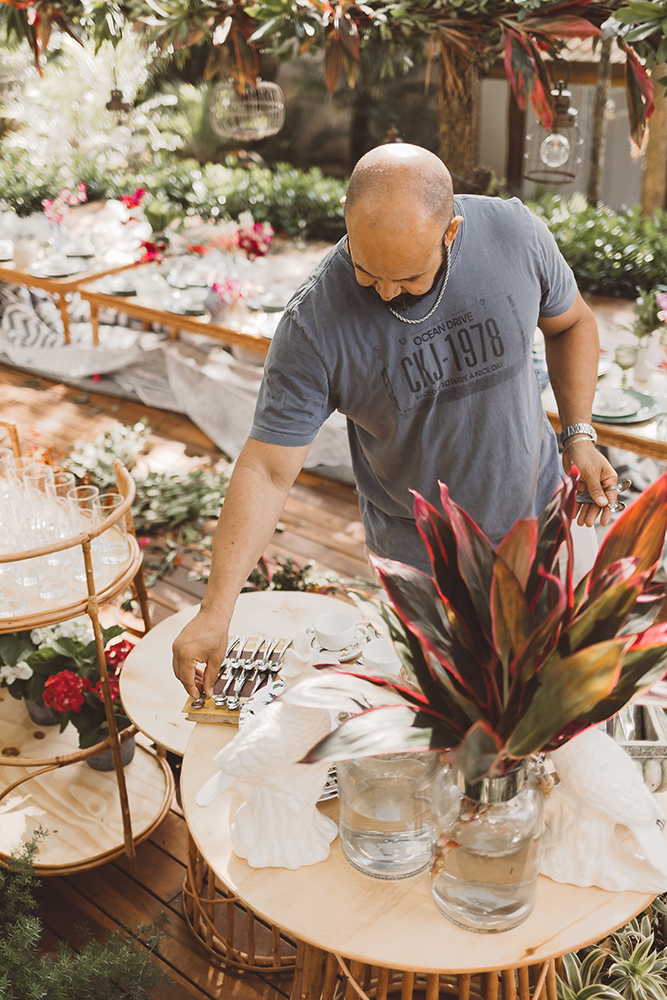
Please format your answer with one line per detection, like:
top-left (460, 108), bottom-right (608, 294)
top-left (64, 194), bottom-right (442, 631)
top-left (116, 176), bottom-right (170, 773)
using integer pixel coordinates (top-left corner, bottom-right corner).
top-left (1, 361), bottom-right (367, 999)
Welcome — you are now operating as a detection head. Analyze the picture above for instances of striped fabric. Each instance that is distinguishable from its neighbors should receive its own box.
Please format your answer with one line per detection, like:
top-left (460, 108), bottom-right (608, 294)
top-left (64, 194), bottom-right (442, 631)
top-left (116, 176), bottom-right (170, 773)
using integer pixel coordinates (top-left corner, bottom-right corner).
top-left (1, 302), bottom-right (62, 348)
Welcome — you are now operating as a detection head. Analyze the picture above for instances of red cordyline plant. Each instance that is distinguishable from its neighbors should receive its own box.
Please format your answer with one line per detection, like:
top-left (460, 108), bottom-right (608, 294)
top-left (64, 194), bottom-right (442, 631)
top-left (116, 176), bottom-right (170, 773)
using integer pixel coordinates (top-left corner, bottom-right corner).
top-left (282, 470), bottom-right (667, 783)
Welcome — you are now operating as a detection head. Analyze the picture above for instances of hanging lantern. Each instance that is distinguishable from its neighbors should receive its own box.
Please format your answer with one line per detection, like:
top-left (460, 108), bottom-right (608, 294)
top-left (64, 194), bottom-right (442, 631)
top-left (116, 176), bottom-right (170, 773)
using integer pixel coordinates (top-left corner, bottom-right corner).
top-left (106, 88), bottom-right (132, 114)
top-left (210, 80), bottom-right (285, 142)
top-left (522, 77), bottom-right (583, 185)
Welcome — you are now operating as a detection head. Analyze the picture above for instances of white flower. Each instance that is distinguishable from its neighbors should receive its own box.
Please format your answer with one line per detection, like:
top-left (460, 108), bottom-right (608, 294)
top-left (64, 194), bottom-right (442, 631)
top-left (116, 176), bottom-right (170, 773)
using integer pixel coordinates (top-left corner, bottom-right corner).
top-left (0, 660), bottom-right (33, 685)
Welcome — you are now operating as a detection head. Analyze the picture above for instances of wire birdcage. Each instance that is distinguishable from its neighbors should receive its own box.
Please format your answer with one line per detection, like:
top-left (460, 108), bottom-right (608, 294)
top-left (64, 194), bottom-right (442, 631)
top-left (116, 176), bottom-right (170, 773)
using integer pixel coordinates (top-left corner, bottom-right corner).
top-left (210, 80), bottom-right (285, 142)
top-left (523, 81), bottom-right (583, 185)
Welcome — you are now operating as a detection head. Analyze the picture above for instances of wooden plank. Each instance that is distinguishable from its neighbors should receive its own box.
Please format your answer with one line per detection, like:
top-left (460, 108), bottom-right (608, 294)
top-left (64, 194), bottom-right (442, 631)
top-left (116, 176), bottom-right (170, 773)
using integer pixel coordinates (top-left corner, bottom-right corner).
top-left (114, 838), bottom-right (186, 906)
top-left (33, 876), bottom-right (216, 1000)
top-left (61, 863), bottom-right (287, 1000)
top-left (148, 808), bottom-right (191, 864)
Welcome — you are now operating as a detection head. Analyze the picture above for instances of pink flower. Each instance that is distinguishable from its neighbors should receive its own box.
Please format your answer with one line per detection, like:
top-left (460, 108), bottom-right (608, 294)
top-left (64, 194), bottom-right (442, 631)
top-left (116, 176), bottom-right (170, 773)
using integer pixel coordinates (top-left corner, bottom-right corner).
top-left (656, 292), bottom-right (667, 315)
top-left (92, 373), bottom-right (101, 383)
top-left (42, 199), bottom-right (65, 225)
top-left (211, 277), bottom-right (245, 305)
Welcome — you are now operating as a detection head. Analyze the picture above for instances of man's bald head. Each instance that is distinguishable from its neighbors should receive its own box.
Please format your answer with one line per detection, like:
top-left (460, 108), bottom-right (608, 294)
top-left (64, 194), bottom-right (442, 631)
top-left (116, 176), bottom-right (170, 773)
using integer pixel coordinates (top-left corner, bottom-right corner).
top-left (344, 144), bottom-right (454, 229)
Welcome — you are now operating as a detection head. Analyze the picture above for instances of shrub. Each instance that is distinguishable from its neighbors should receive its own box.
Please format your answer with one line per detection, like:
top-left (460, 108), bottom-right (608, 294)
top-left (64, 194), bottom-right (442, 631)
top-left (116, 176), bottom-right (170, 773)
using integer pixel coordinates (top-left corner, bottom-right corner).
top-left (530, 194), bottom-right (667, 300)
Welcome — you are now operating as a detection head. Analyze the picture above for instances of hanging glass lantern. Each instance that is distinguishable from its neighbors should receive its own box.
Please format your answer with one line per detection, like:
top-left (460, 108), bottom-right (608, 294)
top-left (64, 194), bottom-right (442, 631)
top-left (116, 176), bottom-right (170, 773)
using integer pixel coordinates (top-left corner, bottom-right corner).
top-left (210, 80), bottom-right (285, 142)
top-left (523, 80), bottom-right (583, 185)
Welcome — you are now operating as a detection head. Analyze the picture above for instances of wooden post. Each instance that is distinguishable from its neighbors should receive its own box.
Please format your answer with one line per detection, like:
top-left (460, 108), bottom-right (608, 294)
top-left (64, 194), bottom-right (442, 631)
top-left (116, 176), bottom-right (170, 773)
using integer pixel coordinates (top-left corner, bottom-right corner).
top-left (507, 89), bottom-right (527, 194)
top-left (641, 63), bottom-right (667, 214)
top-left (587, 38), bottom-right (613, 207)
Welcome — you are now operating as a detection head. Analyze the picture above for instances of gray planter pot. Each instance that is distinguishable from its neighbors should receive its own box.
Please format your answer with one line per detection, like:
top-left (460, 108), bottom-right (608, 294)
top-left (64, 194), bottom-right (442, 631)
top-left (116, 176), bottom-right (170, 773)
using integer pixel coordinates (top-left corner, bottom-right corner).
top-left (24, 698), bottom-right (61, 727)
top-left (86, 736), bottom-right (136, 772)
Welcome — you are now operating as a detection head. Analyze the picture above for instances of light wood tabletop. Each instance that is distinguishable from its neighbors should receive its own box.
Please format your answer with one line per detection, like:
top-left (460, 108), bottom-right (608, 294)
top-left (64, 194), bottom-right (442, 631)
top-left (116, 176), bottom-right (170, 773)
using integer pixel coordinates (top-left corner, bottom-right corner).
top-left (119, 590), bottom-right (367, 756)
top-left (181, 733), bottom-right (655, 976)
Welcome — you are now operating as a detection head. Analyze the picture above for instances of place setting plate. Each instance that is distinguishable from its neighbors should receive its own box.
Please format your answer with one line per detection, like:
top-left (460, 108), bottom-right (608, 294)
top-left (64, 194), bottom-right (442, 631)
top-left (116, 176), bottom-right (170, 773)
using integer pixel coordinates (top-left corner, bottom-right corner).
top-left (29, 258), bottom-right (87, 278)
top-left (593, 389), bottom-right (641, 419)
top-left (592, 388), bottom-right (661, 425)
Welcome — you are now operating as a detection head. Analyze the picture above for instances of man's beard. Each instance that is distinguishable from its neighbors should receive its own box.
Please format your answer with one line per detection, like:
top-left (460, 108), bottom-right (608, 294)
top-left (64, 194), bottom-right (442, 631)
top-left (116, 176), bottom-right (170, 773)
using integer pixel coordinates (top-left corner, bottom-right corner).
top-left (367, 239), bottom-right (448, 312)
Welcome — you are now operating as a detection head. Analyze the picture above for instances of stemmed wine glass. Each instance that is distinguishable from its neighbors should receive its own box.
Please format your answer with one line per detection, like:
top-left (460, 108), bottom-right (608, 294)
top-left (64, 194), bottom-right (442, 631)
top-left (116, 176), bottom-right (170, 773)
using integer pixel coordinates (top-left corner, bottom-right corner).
top-left (614, 344), bottom-right (639, 390)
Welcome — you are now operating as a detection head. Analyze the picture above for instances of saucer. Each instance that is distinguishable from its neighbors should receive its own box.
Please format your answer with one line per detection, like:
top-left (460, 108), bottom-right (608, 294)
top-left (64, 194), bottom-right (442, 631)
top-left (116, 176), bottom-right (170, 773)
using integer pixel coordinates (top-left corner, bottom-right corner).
top-left (593, 389), bottom-right (641, 418)
top-left (306, 625), bottom-right (372, 662)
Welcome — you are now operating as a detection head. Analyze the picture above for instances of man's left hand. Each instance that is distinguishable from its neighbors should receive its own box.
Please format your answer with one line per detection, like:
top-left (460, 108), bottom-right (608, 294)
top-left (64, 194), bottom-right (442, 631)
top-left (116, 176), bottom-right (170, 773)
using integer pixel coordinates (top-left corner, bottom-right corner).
top-left (562, 438), bottom-right (618, 527)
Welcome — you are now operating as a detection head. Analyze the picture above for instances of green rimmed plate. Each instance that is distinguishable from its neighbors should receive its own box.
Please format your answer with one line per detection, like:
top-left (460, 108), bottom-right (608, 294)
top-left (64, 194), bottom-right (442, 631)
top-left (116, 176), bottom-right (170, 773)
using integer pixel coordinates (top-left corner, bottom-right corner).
top-left (593, 388), bottom-right (661, 425)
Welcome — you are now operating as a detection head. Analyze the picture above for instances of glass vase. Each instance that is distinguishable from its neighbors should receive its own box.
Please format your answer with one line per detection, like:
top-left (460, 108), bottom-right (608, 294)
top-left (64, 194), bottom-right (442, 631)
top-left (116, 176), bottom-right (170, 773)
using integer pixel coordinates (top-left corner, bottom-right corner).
top-left (430, 761), bottom-right (543, 932)
top-left (337, 751), bottom-right (440, 879)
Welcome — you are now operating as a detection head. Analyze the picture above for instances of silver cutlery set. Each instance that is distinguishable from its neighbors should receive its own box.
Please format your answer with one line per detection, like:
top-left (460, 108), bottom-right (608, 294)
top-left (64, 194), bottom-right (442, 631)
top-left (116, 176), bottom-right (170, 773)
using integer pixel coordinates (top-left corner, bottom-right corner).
top-left (576, 478), bottom-right (632, 513)
top-left (190, 635), bottom-right (293, 711)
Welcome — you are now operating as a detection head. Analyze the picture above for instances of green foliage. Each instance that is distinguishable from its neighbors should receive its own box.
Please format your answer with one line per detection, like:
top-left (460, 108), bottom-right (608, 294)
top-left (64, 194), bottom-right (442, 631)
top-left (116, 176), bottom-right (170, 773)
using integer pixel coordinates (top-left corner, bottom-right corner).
top-left (557, 912), bottom-right (667, 1000)
top-left (0, 836), bottom-right (166, 1000)
top-left (132, 468), bottom-right (229, 533)
top-left (0, 148), bottom-right (347, 240)
top-left (623, 285), bottom-right (667, 341)
top-left (66, 419), bottom-right (151, 488)
top-left (531, 195), bottom-right (667, 300)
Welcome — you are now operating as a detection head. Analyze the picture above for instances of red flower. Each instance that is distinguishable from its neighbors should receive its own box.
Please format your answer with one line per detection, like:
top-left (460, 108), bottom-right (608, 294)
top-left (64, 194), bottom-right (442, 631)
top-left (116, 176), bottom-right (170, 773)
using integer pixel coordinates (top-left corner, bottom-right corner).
top-left (43, 670), bottom-right (88, 714)
top-left (139, 239), bottom-right (168, 264)
top-left (92, 373), bottom-right (101, 383)
top-left (185, 243), bottom-right (210, 255)
top-left (137, 535), bottom-right (151, 548)
top-left (105, 638), bottom-right (135, 670)
top-left (93, 676), bottom-right (120, 702)
top-left (120, 187), bottom-right (147, 209)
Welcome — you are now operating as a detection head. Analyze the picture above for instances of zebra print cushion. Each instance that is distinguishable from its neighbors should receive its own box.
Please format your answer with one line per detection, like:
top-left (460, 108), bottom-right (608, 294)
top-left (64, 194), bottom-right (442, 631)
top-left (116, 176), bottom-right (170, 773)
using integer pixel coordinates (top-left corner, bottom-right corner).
top-left (1, 303), bottom-right (62, 348)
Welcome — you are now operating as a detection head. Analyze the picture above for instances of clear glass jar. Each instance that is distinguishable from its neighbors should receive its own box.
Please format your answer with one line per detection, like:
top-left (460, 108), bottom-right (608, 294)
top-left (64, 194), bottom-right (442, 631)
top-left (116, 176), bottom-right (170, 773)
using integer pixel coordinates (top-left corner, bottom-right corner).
top-left (430, 762), bottom-right (543, 932)
top-left (337, 751), bottom-right (440, 879)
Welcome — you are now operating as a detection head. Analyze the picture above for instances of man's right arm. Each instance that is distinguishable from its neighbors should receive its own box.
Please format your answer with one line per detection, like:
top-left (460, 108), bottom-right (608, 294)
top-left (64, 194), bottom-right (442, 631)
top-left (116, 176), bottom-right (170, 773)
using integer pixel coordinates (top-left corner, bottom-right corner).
top-left (172, 436), bottom-right (310, 698)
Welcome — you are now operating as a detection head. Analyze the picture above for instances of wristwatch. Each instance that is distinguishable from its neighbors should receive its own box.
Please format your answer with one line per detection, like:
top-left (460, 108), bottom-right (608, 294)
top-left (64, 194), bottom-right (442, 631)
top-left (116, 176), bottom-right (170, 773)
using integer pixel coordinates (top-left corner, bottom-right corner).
top-left (557, 422), bottom-right (597, 453)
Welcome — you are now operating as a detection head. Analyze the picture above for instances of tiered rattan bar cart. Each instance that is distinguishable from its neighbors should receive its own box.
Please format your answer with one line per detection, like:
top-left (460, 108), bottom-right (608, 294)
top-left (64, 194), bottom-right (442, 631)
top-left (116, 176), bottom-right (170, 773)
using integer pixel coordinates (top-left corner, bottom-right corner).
top-left (0, 423), bottom-right (173, 874)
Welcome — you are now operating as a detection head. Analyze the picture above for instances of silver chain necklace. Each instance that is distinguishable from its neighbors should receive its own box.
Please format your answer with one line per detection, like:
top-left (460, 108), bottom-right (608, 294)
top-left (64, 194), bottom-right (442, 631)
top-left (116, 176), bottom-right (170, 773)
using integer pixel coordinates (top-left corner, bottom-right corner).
top-left (387, 244), bottom-right (450, 325)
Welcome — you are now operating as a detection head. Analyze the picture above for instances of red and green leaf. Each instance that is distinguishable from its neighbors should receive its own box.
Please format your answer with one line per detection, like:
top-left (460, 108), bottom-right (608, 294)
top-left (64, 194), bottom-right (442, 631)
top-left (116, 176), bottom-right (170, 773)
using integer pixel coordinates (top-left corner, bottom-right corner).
top-left (504, 28), bottom-right (535, 111)
top-left (450, 721), bottom-right (505, 784)
top-left (496, 517), bottom-right (538, 592)
top-left (506, 639), bottom-right (625, 757)
top-left (323, 32), bottom-right (342, 92)
top-left (591, 470), bottom-right (667, 580)
top-left (623, 43), bottom-right (655, 146)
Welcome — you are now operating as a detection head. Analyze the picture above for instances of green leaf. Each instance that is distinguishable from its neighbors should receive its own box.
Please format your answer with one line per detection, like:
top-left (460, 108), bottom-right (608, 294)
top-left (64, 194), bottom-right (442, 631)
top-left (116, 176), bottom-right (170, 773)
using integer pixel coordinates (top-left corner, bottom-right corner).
top-left (248, 15), bottom-right (285, 43)
top-left (0, 633), bottom-right (35, 667)
top-left (506, 640), bottom-right (625, 757)
top-left (558, 576), bottom-right (645, 657)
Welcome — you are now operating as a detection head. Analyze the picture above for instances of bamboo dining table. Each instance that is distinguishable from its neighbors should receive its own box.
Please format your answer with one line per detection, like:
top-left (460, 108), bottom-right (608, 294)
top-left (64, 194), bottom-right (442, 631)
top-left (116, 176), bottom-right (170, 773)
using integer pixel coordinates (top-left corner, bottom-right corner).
top-left (181, 733), bottom-right (657, 1000)
top-left (0, 256), bottom-right (139, 345)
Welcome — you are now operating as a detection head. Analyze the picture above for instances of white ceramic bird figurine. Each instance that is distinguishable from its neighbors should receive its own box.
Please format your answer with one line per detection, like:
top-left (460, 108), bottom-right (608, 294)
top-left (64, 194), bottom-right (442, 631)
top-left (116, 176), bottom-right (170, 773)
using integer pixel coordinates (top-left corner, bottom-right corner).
top-left (195, 630), bottom-right (338, 869)
top-left (541, 727), bottom-right (667, 892)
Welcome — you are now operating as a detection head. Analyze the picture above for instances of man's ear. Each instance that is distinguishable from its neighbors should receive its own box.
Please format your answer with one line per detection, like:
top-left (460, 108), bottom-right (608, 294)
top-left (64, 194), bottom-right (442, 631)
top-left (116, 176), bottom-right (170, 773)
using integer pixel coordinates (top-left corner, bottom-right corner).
top-left (340, 195), bottom-right (347, 206)
top-left (445, 214), bottom-right (463, 247)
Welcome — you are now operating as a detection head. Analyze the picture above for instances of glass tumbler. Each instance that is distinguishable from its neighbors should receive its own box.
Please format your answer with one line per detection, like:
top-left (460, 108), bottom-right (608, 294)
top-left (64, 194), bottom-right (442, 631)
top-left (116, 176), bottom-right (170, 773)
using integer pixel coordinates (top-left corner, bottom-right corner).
top-left (94, 492), bottom-right (130, 565)
top-left (337, 751), bottom-right (440, 879)
top-left (67, 485), bottom-right (100, 580)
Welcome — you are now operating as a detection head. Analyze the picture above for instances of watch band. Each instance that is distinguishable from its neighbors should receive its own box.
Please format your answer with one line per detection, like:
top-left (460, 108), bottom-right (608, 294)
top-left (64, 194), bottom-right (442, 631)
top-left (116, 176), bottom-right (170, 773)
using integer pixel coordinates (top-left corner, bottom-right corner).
top-left (558, 422), bottom-right (597, 453)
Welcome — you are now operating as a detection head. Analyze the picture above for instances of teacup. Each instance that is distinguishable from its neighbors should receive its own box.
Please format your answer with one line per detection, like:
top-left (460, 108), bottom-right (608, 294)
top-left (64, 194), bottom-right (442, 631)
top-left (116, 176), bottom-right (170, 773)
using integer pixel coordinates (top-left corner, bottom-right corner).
top-left (361, 638), bottom-right (401, 675)
top-left (313, 612), bottom-right (357, 651)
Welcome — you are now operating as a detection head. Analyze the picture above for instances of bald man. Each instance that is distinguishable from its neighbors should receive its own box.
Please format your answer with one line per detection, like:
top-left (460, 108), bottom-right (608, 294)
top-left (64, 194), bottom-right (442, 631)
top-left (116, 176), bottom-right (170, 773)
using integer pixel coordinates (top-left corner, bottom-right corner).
top-left (173, 144), bottom-right (616, 699)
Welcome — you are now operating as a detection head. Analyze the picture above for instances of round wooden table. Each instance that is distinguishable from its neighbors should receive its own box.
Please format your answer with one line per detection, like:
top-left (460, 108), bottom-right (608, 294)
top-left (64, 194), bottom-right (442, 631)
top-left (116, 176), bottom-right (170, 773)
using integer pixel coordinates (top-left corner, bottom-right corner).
top-left (181, 722), bottom-right (655, 1000)
top-left (120, 590), bottom-right (369, 756)
top-left (119, 589), bottom-right (369, 973)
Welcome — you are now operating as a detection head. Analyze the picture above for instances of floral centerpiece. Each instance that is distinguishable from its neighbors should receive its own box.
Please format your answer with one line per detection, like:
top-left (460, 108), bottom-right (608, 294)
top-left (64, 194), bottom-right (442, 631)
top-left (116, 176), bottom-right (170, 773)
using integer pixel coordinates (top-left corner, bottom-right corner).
top-left (282, 470), bottom-right (667, 928)
top-left (626, 285), bottom-right (667, 343)
top-left (0, 618), bottom-right (134, 749)
top-left (42, 183), bottom-right (87, 226)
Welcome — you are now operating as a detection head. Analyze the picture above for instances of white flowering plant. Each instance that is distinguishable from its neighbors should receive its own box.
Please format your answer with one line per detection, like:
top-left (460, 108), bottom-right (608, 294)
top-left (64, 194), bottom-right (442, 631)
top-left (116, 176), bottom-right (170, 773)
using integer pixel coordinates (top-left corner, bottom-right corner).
top-left (0, 618), bottom-right (134, 748)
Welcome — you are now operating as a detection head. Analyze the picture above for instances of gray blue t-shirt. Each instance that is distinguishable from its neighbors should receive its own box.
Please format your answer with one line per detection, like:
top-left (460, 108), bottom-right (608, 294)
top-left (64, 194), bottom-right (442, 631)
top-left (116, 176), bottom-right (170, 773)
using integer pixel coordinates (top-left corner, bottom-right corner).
top-left (251, 195), bottom-right (577, 572)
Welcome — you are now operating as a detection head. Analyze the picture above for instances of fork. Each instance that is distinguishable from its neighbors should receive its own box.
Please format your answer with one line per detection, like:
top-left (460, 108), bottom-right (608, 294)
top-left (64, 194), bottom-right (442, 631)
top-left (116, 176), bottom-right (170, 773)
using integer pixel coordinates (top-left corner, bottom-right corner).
top-left (212, 635), bottom-right (249, 706)
top-left (190, 635), bottom-right (247, 709)
top-left (246, 637), bottom-right (283, 699)
top-left (225, 637), bottom-right (267, 710)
